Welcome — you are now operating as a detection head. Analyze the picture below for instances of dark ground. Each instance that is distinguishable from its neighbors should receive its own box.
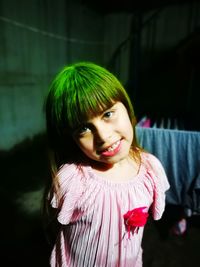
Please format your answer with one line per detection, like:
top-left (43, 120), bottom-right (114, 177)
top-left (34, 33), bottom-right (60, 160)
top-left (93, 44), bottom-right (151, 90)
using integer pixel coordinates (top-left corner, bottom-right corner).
top-left (143, 210), bottom-right (200, 267)
top-left (1, 134), bottom-right (200, 266)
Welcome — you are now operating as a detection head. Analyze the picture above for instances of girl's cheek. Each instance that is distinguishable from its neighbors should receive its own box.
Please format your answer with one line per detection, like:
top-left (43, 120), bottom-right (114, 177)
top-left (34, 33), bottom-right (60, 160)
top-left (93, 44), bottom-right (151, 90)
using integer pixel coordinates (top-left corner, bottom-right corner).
top-left (78, 136), bottom-right (93, 149)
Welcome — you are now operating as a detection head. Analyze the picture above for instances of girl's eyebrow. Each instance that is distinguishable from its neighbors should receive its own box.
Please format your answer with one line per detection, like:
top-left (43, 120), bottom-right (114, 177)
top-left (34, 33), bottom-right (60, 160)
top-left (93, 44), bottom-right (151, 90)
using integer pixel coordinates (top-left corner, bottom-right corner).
top-left (102, 103), bottom-right (117, 112)
top-left (103, 103), bottom-right (118, 112)
top-left (90, 106), bottom-right (113, 118)
top-left (91, 103), bottom-right (117, 118)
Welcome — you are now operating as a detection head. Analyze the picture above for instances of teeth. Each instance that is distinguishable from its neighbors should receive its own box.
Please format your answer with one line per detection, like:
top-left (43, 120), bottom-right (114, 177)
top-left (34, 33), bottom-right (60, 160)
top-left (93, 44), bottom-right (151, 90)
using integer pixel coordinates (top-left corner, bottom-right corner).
top-left (106, 141), bottom-right (120, 152)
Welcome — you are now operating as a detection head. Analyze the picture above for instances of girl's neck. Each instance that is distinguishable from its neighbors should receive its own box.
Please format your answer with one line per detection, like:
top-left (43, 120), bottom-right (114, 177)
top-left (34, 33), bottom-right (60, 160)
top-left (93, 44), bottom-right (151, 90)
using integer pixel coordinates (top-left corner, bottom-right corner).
top-left (90, 156), bottom-right (141, 182)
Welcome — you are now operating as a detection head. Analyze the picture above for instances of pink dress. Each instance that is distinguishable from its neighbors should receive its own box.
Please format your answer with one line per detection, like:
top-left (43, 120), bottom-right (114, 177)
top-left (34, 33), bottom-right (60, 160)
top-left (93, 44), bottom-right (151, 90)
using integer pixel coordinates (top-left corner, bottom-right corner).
top-left (50, 152), bottom-right (170, 267)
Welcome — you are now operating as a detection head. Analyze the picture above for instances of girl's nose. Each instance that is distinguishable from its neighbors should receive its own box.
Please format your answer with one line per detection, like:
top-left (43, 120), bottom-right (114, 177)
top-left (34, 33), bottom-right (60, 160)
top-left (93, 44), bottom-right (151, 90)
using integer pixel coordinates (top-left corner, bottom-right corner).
top-left (94, 123), bottom-right (112, 144)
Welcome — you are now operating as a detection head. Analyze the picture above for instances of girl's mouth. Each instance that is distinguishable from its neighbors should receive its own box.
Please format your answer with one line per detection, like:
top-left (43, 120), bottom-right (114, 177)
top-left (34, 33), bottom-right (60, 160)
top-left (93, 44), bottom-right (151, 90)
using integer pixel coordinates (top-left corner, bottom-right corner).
top-left (100, 140), bottom-right (121, 157)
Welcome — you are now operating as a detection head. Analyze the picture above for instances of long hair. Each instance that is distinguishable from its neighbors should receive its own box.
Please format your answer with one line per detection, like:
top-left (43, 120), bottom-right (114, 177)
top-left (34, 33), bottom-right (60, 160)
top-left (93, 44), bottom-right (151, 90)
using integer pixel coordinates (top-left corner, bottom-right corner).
top-left (43, 62), bottom-right (142, 240)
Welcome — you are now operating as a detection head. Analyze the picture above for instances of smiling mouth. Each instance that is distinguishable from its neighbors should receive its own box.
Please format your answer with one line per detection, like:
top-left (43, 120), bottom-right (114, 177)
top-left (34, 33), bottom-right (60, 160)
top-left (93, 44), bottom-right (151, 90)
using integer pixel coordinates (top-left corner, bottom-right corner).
top-left (99, 140), bottom-right (121, 157)
top-left (105, 140), bottom-right (120, 152)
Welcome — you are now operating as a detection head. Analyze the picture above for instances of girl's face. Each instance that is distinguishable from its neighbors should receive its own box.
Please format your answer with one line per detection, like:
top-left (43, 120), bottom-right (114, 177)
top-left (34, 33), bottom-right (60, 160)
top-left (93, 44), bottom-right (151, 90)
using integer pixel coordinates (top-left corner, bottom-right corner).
top-left (73, 102), bottom-right (133, 167)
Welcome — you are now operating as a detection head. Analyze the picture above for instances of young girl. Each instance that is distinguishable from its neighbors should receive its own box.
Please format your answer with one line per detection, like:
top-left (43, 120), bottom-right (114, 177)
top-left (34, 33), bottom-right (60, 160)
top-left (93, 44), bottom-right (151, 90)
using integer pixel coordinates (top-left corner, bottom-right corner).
top-left (44, 62), bottom-right (170, 267)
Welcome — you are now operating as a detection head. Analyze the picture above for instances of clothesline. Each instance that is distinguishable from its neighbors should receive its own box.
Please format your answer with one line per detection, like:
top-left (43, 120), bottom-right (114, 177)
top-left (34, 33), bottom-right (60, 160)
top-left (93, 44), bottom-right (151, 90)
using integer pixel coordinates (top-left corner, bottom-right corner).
top-left (137, 115), bottom-right (198, 131)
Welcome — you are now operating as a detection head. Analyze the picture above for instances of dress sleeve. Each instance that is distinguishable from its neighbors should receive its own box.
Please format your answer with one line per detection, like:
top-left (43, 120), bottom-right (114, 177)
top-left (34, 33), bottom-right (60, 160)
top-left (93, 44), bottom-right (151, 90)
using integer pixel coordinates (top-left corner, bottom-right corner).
top-left (145, 153), bottom-right (170, 220)
top-left (50, 164), bottom-right (84, 225)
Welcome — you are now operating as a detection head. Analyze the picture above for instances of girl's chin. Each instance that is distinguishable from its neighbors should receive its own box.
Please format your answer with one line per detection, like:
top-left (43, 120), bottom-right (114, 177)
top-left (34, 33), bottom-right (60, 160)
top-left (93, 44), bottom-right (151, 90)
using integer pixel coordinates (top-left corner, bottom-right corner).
top-left (99, 153), bottom-right (130, 165)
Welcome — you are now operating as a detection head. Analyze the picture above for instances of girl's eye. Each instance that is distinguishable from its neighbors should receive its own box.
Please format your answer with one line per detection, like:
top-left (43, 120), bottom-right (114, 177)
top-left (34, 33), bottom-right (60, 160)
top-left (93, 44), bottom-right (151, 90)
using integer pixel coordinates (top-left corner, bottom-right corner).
top-left (104, 111), bottom-right (114, 118)
top-left (77, 125), bottom-right (91, 135)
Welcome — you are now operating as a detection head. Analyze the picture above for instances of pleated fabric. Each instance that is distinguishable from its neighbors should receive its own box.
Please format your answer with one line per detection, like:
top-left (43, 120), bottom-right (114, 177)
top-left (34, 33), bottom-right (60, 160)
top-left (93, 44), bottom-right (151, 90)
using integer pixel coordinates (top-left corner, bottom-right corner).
top-left (50, 152), bottom-right (170, 267)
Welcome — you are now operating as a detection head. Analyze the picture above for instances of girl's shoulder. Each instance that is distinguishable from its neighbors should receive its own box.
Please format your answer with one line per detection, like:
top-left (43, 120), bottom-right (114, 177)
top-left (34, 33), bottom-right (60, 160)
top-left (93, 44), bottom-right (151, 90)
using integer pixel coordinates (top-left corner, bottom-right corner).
top-left (51, 163), bottom-right (87, 216)
top-left (55, 163), bottom-right (88, 194)
top-left (58, 162), bottom-right (80, 176)
top-left (140, 152), bottom-right (170, 220)
top-left (57, 163), bottom-right (85, 180)
top-left (141, 151), bottom-right (165, 173)
top-left (140, 151), bottom-right (170, 190)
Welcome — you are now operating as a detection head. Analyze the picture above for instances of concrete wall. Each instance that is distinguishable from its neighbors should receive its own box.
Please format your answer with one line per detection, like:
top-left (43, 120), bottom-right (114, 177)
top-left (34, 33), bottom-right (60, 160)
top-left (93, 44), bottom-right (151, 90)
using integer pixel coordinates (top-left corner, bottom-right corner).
top-left (0, 0), bottom-right (105, 150)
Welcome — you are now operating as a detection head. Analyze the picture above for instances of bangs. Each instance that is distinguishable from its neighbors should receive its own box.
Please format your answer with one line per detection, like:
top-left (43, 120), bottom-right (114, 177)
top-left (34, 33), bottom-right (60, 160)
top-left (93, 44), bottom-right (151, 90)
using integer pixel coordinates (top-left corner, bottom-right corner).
top-left (65, 78), bottom-right (119, 130)
top-left (47, 62), bottom-right (132, 136)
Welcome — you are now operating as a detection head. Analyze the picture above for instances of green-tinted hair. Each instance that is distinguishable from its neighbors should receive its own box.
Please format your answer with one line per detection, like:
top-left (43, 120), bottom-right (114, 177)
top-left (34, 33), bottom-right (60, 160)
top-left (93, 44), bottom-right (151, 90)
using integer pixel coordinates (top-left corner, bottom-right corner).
top-left (43, 62), bottom-right (143, 234)
top-left (45, 61), bottom-right (140, 168)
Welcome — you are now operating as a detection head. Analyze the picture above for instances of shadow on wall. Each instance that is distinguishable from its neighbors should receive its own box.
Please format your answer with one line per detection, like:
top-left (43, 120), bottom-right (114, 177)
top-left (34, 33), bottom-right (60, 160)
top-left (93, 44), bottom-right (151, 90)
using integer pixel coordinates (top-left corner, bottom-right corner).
top-left (0, 133), bottom-right (50, 267)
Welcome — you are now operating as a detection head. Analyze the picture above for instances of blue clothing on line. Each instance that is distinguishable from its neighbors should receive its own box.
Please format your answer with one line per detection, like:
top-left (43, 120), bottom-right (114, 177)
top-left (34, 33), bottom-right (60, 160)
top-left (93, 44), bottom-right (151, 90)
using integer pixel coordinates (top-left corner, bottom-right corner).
top-left (136, 126), bottom-right (200, 214)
